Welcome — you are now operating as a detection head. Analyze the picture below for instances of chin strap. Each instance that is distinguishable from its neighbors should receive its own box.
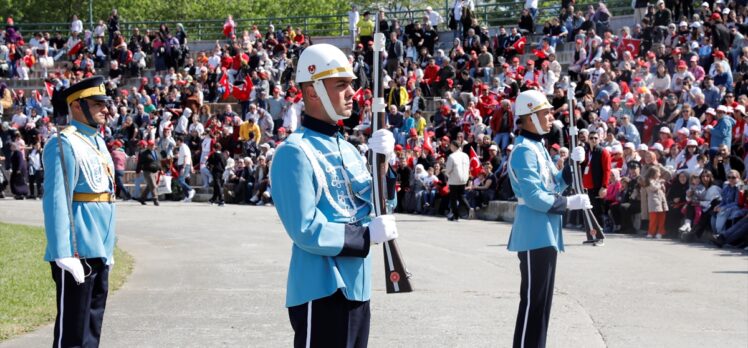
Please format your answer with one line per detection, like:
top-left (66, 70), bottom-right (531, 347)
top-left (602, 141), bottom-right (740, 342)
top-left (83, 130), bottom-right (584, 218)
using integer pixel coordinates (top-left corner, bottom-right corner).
top-left (313, 79), bottom-right (348, 122)
top-left (530, 113), bottom-right (548, 135)
top-left (78, 99), bottom-right (98, 127)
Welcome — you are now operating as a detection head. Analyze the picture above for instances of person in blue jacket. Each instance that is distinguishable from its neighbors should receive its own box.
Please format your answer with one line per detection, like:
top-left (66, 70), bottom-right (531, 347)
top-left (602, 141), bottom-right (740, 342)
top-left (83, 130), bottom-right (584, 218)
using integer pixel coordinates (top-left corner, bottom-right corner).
top-left (507, 89), bottom-right (591, 348)
top-left (42, 76), bottom-right (116, 347)
top-left (270, 42), bottom-right (398, 348)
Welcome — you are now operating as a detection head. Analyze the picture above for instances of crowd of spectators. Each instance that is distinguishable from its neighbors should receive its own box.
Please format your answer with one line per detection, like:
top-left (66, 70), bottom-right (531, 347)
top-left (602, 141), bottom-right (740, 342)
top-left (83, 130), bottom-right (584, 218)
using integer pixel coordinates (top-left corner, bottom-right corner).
top-left (1, 0), bottom-right (747, 247)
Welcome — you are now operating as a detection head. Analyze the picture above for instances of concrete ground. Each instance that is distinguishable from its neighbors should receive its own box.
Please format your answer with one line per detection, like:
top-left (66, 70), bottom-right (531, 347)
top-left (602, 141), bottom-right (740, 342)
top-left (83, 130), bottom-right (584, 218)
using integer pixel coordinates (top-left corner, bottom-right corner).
top-left (0, 199), bottom-right (746, 348)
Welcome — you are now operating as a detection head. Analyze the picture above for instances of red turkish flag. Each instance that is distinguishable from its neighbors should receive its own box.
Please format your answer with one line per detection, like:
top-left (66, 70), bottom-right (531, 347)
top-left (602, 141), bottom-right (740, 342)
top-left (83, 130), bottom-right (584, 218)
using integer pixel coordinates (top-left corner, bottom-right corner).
top-left (423, 131), bottom-right (434, 154)
top-left (469, 147), bottom-right (482, 177)
top-left (231, 75), bottom-right (253, 101)
top-left (352, 87), bottom-right (365, 106)
top-left (622, 39), bottom-right (641, 57)
top-left (68, 41), bottom-right (84, 56)
top-left (513, 37), bottom-right (527, 55)
top-left (219, 69), bottom-right (231, 100)
top-left (44, 81), bottom-right (54, 99)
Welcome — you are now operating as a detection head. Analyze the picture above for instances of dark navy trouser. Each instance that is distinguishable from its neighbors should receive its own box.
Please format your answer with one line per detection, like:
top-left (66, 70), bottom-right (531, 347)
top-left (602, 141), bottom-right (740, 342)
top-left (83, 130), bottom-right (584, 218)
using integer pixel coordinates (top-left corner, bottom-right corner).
top-left (288, 290), bottom-right (370, 348)
top-left (51, 258), bottom-right (109, 348)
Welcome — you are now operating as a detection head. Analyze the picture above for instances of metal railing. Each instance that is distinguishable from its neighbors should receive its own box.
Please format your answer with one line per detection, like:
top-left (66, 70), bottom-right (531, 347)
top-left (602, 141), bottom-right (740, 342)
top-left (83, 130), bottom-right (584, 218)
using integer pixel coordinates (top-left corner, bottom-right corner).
top-left (15, 0), bottom-right (633, 41)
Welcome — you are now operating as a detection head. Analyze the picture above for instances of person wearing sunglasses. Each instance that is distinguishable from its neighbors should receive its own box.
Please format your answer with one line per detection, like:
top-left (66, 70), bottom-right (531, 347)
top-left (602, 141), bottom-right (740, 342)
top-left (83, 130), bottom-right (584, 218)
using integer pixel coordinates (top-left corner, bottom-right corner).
top-left (581, 131), bottom-right (611, 244)
top-left (713, 170), bottom-right (745, 234)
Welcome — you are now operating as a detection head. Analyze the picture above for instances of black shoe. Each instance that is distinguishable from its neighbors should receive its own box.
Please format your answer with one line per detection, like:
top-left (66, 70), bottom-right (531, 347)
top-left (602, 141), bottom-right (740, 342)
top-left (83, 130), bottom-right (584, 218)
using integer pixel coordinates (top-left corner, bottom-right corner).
top-left (153, 200), bottom-right (160, 206)
top-left (710, 234), bottom-right (725, 248)
top-left (139, 198), bottom-right (147, 205)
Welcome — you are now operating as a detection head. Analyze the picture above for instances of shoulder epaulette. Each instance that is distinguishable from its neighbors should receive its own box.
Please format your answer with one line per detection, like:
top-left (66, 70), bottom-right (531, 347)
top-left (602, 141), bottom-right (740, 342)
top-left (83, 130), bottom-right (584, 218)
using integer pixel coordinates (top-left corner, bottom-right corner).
top-left (60, 125), bottom-right (77, 136)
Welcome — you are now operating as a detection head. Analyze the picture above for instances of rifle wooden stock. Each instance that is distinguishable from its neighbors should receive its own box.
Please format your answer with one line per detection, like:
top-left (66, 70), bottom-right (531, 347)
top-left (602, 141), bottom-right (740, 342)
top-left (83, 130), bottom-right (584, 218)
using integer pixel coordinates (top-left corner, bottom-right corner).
top-left (372, 18), bottom-right (412, 294)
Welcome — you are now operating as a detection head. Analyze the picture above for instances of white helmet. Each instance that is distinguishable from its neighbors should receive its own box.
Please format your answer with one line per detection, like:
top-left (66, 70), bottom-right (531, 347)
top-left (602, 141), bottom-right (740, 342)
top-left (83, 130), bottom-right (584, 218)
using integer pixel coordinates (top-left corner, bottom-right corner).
top-left (515, 90), bottom-right (552, 135)
top-left (296, 44), bottom-right (357, 122)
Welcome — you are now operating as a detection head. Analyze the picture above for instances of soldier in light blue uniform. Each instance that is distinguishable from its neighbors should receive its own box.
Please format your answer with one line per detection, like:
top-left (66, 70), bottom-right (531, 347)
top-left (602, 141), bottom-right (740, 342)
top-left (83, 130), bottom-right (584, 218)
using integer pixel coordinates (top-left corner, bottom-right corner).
top-left (42, 76), bottom-right (116, 348)
top-left (270, 43), bottom-right (398, 348)
top-left (507, 90), bottom-right (589, 348)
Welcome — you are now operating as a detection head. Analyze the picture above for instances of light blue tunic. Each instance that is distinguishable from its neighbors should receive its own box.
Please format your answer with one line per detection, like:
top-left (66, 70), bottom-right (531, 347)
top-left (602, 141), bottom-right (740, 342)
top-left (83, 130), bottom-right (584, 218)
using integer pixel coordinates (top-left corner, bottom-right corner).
top-left (271, 124), bottom-right (374, 307)
top-left (507, 134), bottom-right (569, 252)
top-left (43, 120), bottom-right (116, 265)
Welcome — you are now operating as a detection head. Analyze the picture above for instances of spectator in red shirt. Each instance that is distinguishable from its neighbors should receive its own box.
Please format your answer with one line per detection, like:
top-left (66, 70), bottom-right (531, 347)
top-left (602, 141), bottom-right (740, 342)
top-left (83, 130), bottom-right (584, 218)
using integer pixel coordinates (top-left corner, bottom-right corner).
top-left (657, 126), bottom-right (675, 150)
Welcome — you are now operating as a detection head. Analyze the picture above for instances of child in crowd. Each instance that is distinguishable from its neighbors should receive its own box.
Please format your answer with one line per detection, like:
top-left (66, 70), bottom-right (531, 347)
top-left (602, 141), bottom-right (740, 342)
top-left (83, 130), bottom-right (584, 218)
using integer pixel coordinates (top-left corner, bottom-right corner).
top-left (644, 166), bottom-right (668, 239)
top-left (680, 174), bottom-right (704, 233)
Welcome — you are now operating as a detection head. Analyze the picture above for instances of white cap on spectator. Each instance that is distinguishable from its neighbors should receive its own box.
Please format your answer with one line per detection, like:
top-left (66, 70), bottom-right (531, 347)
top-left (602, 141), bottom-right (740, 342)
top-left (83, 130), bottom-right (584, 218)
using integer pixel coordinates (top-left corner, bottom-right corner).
top-left (611, 144), bottom-right (623, 153)
top-left (659, 126), bottom-right (671, 134)
top-left (726, 106), bottom-right (734, 113)
top-left (687, 139), bottom-right (698, 147)
top-left (656, 0), bottom-right (664, 5)
top-left (701, 1), bottom-right (709, 6)
top-left (722, 8), bottom-right (730, 15)
top-left (689, 125), bottom-right (701, 132)
top-left (735, 105), bottom-right (745, 114)
top-left (651, 143), bottom-right (664, 152)
top-left (716, 105), bottom-right (729, 113)
top-left (579, 128), bottom-right (590, 136)
top-left (679, 21), bottom-right (688, 27)
top-left (183, 108), bottom-right (192, 118)
top-left (677, 127), bottom-right (689, 135)
top-left (489, 145), bottom-right (498, 152)
top-left (624, 142), bottom-right (635, 150)
top-left (690, 22), bottom-right (702, 29)
top-left (637, 144), bottom-right (649, 151)
top-left (706, 107), bottom-right (716, 115)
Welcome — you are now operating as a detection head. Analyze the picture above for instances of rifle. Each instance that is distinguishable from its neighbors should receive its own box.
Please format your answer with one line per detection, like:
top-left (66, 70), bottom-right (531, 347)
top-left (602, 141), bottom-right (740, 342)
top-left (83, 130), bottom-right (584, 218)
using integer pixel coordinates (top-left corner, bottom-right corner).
top-left (371, 17), bottom-right (413, 294)
top-left (565, 77), bottom-right (604, 240)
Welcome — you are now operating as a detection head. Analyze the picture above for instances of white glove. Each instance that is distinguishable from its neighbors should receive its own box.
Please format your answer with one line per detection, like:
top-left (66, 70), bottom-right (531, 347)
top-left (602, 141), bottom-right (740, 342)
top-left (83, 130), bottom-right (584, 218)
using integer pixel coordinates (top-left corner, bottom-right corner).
top-left (369, 215), bottom-right (399, 244)
top-left (373, 32), bottom-right (386, 52)
top-left (567, 194), bottom-right (593, 210)
top-left (369, 129), bottom-right (395, 159)
top-left (571, 146), bottom-right (586, 162)
top-left (55, 257), bottom-right (85, 284)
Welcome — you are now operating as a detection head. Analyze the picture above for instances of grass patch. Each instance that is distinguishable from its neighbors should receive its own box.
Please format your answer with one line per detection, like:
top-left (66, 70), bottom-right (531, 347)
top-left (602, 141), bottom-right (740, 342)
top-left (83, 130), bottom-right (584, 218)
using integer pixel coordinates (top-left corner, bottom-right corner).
top-left (0, 222), bottom-right (133, 341)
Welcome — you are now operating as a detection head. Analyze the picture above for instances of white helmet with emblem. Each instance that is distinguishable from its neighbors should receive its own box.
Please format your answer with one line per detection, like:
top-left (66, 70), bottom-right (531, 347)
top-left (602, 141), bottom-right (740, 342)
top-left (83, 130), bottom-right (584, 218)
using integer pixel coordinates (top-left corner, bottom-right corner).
top-left (296, 43), bottom-right (357, 122)
top-left (515, 89), bottom-right (552, 135)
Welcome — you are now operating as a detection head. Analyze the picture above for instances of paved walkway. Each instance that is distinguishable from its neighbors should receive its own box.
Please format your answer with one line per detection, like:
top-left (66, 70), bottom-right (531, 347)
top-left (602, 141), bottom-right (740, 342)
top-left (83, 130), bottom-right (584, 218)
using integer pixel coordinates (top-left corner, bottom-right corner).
top-left (0, 199), bottom-right (746, 347)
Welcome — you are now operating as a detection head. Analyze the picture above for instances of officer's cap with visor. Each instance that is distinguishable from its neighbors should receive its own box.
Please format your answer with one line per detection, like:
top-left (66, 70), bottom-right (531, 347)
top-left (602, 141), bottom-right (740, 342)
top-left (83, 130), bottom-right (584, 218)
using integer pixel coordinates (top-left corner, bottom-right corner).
top-left (64, 76), bottom-right (112, 127)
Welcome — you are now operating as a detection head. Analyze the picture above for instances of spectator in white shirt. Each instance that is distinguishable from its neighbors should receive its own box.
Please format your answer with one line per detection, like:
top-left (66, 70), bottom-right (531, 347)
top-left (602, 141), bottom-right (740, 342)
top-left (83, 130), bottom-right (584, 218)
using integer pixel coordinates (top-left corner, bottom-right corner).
top-left (70, 15), bottom-right (83, 35)
top-left (175, 108), bottom-right (190, 136)
top-left (175, 136), bottom-right (196, 202)
top-left (11, 108), bottom-right (28, 129)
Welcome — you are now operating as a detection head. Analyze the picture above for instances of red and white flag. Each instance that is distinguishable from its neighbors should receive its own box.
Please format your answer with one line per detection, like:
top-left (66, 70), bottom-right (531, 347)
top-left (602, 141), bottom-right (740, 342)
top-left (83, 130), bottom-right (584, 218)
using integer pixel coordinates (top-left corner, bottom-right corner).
top-left (622, 39), bottom-right (641, 57)
top-left (219, 69), bottom-right (231, 100)
top-left (423, 131), bottom-right (434, 155)
top-left (231, 75), bottom-right (253, 101)
top-left (469, 147), bottom-right (482, 177)
top-left (512, 37), bottom-right (527, 55)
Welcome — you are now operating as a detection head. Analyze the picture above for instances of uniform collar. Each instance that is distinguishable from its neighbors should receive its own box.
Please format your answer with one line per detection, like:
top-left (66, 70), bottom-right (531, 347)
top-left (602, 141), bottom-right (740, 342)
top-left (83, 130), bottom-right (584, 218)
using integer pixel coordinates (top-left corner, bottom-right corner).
top-left (71, 119), bottom-right (98, 137)
top-left (302, 113), bottom-right (339, 137)
top-left (519, 128), bottom-right (543, 142)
